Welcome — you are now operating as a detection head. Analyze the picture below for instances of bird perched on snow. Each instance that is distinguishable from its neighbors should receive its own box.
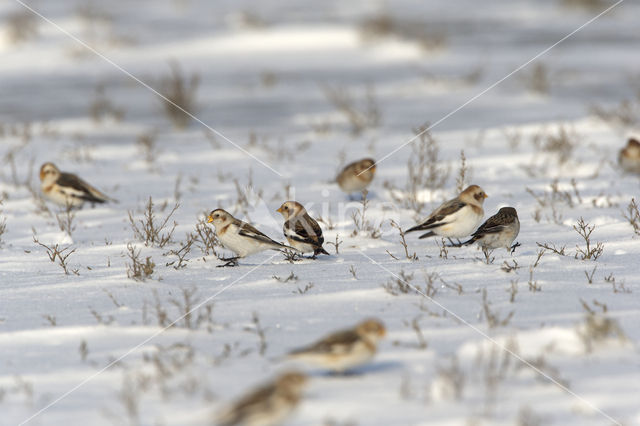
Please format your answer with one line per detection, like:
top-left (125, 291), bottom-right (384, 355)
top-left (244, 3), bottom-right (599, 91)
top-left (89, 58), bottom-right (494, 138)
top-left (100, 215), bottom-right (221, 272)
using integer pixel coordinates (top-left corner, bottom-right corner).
top-left (215, 371), bottom-right (307, 426)
top-left (276, 201), bottom-right (329, 257)
top-left (336, 158), bottom-right (376, 196)
top-left (207, 209), bottom-right (293, 266)
top-left (287, 319), bottom-right (386, 373)
top-left (405, 185), bottom-right (487, 241)
top-left (39, 162), bottom-right (115, 208)
top-left (461, 207), bottom-right (520, 253)
top-left (619, 138), bottom-right (640, 174)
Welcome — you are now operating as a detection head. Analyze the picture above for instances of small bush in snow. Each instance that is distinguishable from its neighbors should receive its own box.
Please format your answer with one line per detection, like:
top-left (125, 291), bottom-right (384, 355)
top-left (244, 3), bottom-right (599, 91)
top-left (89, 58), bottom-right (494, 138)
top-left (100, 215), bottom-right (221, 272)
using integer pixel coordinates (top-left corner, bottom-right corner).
top-left (128, 197), bottom-right (178, 248)
top-left (126, 243), bottom-right (155, 281)
top-left (623, 198), bottom-right (640, 236)
top-left (33, 235), bottom-right (79, 276)
top-left (573, 217), bottom-right (604, 261)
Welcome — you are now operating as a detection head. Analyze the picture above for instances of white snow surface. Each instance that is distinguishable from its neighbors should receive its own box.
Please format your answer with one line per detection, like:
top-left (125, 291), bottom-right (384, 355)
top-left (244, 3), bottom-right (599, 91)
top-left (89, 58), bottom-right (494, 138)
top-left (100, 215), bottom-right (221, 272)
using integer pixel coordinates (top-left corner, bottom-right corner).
top-left (0, 1), bottom-right (639, 425)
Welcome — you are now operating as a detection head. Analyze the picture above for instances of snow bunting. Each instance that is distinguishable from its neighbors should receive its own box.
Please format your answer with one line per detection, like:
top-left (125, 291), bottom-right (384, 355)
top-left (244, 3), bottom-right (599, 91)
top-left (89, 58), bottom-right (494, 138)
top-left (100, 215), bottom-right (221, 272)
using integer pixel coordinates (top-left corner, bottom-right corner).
top-left (207, 209), bottom-right (292, 266)
top-left (619, 138), bottom-right (640, 174)
top-left (336, 158), bottom-right (376, 195)
top-left (215, 371), bottom-right (307, 426)
top-left (461, 207), bottom-right (520, 252)
top-left (404, 185), bottom-right (487, 240)
top-left (287, 319), bottom-right (386, 373)
top-left (276, 201), bottom-right (329, 257)
top-left (39, 162), bottom-right (114, 208)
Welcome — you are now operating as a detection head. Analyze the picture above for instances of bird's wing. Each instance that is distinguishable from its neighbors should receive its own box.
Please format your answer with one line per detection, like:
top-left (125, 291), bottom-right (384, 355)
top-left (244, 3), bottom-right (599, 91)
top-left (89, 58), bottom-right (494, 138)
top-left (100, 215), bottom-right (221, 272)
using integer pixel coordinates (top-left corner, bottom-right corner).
top-left (285, 215), bottom-right (324, 246)
top-left (57, 173), bottom-right (108, 203)
top-left (290, 330), bottom-right (359, 355)
top-left (472, 212), bottom-right (510, 237)
top-left (406, 199), bottom-right (466, 232)
top-left (57, 172), bottom-right (114, 203)
top-left (217, 383), bottom-right (276, 425)
top-left (237, 220), bottom-right (288, 248)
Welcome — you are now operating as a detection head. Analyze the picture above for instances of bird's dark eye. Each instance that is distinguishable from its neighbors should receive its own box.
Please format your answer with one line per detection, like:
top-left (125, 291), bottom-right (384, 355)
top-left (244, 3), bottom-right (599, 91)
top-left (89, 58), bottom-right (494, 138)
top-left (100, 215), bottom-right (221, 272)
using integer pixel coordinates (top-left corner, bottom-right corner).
top-left (284, 206), bottom-right (288, 210)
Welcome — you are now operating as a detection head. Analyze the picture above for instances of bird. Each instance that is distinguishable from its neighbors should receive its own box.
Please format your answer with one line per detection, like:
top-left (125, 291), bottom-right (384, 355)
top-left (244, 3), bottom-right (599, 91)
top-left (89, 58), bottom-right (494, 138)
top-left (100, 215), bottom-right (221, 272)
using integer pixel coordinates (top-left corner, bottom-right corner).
top-left (287, 319), bottom-right (386, 373)
top-left (336, 158), bottom-right (376, 196)
top-left (404, 185), bottom-right (487, 241)
top-left (39, 162), bottom-right (115, 208)
top-left (214, 371), bottom-right (307, 426)
top-left (461, 207), bottom-right (520, 253)
top-left (207, 209), bottom-right (293, 266)
top-left (619, 138), bottom-right (640, 174)
top-left (276, 201), bottom-right (329, 257)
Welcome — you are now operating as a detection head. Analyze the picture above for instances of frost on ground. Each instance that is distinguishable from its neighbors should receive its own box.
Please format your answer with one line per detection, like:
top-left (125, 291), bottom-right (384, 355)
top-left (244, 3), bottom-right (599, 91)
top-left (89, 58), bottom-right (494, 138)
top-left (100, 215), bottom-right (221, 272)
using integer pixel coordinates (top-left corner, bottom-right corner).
top-left (0, 1), bottom-right (639, 425)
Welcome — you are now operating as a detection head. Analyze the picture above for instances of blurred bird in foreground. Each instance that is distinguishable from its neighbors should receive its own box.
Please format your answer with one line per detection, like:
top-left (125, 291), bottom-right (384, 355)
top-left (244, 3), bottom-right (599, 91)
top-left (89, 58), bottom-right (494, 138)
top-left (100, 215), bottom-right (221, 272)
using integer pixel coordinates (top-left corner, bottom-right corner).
top-left (461, 206), bottom-right (520, 253)
top-left (619, 138), bottom-right (640, 174)
top-left (277, 201), bottom-right (329, 257)
top-left (336, 158), bottom-right (376, 197)
top-left (405, 185), bottom-right (487, 242)
top-left (39, 162), bottom-right (115, 208)
top-left (215, 371), bottom-right (307, 426)
top-left (207, 209), bottom-right (293, 266)
top-left (287, 319), bottom-right (386, 373)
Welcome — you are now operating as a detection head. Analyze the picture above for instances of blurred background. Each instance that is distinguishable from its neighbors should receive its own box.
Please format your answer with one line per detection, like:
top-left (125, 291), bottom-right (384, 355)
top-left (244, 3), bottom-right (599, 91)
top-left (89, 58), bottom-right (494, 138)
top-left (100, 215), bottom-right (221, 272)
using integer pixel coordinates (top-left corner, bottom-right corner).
top-left (1, 0), bottom-right (638, 142)
top-left (1, 3), bottom-right (639, 425)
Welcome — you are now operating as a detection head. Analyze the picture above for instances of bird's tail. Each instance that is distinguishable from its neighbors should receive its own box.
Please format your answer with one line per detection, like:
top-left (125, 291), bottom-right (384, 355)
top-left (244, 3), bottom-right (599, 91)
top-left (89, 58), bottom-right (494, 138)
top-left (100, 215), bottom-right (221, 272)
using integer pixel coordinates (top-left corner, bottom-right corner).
top-left (418, 231), bottom-right (436, 239)
top-left (404, 224), bottom-right (422, 234)
top-left (79, 193), bottom-right (108, 204)
top-left (274, 242), bottom-right (300, 252)
top-left (87, 186), bottom-right (117, 203)
top-left (315, 247), bottom-right (330, 256)
top-left (460, 237), bottom-right (476, 246)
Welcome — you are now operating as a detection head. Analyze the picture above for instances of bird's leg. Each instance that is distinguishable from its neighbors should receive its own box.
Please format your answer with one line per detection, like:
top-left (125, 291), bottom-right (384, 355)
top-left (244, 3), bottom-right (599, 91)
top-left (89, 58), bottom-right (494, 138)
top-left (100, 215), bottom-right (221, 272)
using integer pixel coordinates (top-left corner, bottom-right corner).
top-left (445, 238), bottom-right (462, 247)
top-left (217, 257), bottom-right (239, 267)
top-left (510, 242), bottom-right (521, 254)
top-left (482, 247), bottom-right (494, 264)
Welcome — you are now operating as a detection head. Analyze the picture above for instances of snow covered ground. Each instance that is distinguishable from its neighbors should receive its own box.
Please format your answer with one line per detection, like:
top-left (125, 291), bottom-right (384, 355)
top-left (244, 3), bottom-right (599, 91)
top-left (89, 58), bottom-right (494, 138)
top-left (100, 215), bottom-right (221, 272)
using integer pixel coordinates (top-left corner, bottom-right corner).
top-left (1, 0), bottom-right (639, 425)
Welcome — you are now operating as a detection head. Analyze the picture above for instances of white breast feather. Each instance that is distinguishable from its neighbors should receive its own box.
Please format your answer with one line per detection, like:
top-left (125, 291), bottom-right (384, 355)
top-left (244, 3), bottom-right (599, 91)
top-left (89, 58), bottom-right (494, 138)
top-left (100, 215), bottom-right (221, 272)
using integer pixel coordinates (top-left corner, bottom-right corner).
top-left (434, 205), bottom-right (483, 238)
